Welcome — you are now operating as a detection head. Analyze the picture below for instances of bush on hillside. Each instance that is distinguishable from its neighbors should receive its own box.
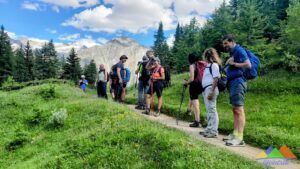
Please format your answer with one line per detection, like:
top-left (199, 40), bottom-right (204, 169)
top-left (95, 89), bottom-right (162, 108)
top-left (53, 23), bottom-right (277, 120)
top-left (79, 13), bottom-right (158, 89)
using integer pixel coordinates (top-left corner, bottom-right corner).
top-left (48, 108), bottom-right (68, 128)
top-left (39, 84), bottom-right (56, 99)
top-left (6, 130), bottom-right (30, 151)
top-left (283, 52), bottom-right (300, 72)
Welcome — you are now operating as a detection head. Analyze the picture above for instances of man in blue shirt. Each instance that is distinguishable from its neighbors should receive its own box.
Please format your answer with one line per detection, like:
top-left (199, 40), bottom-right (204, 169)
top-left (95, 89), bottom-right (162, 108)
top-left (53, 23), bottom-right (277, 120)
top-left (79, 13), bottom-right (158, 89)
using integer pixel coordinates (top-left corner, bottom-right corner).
top-left (223, 35), bottom-right (251, 147)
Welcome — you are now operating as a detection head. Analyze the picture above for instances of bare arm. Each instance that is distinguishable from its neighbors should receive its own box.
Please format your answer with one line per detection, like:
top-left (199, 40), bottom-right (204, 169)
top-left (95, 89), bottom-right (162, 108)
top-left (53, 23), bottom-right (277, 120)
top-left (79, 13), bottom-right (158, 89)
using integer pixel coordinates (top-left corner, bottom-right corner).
top-left (226, 57), bottom-right (251, 68)
top-left (117, 67), bottom-right (122, 83)
top-left (185, 65), bottom-right (195, 85)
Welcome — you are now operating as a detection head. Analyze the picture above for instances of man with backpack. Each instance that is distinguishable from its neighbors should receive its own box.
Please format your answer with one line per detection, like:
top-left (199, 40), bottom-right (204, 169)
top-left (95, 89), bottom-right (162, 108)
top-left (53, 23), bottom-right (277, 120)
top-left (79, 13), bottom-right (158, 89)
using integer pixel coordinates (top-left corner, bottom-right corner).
top-left (143, 57), bottom-right (165, 116)
top-left (135, 55), bottom-right (150, 110)
top-left (110, 55), bottom-right (128, 102)
top-left (223, 35), bottom-right (252, 146)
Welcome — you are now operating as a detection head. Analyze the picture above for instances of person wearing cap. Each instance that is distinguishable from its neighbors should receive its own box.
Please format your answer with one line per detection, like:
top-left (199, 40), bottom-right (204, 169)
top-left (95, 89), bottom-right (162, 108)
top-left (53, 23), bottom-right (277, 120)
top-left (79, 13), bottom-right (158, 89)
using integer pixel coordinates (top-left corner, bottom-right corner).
top-left (135, 55), bottom-right (150, 110)
top-left (79, 75), bottom-right (88, 92)
top-left (94, 64), bottom-right (108, 99)
top-left (112, 55), bottom-right (128, 102)
top-left (143, 57), bottom-right (165, 116)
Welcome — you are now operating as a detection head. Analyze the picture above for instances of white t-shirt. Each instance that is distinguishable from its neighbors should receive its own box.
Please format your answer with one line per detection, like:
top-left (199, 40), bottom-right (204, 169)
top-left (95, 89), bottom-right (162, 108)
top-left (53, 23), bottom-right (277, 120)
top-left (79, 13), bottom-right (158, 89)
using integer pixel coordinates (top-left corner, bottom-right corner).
top-left (202, 63), bottom-right (220, 88)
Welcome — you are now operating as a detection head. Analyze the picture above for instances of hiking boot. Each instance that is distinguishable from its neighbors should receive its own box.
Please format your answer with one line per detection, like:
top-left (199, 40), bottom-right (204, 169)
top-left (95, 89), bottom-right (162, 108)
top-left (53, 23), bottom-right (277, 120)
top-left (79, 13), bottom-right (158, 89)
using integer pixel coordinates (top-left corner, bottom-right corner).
top-left (185, 109), bottom-right (192, 116)
top-left (223, 134), bottom-right (235, 141)
top-left (135, 105), bottom-right (144, 110)
top-left (204, 132), bottom-right (218, 138)
top-left (199, 130), bottom-right (209, 136)
top-left (154, 109), bottom-right (161, 117)
top-left (189, 121), bottom-right (201, 128)
top-left (225, 137), bottom-right (245, 147)
top-left (142, 108), bottom-right (150, 115)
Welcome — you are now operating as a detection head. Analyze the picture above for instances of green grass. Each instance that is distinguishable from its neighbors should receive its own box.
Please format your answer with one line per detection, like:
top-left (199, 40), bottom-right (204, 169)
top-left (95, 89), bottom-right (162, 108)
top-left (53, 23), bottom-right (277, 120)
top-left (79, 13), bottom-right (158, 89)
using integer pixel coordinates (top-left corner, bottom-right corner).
top-left (126, 69), bottom-right (300, 158)
top-left (0, 83), bottom-right (266, 168)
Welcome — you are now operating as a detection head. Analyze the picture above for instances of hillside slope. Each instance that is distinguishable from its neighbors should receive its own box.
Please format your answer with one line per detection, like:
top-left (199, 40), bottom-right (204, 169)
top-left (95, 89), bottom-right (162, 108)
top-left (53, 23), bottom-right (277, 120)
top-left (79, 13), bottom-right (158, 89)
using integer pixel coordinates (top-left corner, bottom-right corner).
top-left (0, 83), bottom-right (266, 168)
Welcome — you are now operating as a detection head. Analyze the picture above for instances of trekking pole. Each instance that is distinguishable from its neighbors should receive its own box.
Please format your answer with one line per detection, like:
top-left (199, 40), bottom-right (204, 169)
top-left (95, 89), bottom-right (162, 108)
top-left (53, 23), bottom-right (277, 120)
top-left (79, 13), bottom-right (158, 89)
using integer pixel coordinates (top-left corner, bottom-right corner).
top-left (176, 84), bottom-right (187, 125)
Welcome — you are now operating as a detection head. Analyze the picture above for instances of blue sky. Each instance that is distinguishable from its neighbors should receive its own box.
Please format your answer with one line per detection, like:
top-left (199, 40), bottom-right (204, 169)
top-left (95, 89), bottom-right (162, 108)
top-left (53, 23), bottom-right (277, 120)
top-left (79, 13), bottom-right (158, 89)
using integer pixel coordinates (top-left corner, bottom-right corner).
top-left (0, 0), bottom-right (225, 48)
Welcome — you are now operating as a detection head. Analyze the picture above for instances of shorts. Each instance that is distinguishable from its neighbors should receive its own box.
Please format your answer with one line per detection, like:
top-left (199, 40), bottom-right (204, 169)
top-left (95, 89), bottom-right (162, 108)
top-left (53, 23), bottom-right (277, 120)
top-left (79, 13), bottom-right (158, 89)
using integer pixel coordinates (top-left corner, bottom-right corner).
top-left (147, 81), bottom-right (163, 97)
top-left (189, 81), bottom-right (203, 100)
top-left (229, 82), bottom-right (247, 107)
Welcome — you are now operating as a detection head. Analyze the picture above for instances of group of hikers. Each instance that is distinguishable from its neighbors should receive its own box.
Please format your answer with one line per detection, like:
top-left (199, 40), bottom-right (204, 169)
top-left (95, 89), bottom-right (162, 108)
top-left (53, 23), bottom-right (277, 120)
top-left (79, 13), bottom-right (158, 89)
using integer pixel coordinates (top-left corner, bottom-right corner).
top-left (79, 34), bottom-right (259, 147)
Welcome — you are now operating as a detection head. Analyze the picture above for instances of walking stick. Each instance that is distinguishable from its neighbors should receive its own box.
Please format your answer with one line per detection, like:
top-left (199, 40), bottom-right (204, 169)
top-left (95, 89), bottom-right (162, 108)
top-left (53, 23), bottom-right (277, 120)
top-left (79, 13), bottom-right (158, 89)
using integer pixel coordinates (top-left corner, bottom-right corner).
top-left (177, 84), bottom-right (187, 125)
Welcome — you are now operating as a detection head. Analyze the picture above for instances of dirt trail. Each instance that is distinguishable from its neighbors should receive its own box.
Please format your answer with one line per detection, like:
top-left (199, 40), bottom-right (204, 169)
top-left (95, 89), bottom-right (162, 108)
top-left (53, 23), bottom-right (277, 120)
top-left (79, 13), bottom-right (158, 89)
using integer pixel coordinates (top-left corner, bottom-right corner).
top-left (127, 105), bottom-right (300, 169)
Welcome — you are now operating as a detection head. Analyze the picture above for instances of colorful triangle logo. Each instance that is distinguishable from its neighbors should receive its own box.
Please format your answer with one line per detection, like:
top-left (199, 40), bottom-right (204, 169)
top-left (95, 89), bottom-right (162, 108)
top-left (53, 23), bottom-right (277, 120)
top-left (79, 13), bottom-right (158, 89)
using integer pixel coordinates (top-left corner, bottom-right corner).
top-left (257, 145), bottom-right (297, 160)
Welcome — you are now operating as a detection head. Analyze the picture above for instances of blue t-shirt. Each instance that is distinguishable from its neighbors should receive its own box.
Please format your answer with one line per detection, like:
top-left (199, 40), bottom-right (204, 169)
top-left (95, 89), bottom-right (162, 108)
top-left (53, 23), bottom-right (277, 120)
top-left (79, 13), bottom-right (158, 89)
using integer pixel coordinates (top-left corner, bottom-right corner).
top-left (80, 79), bottom-right (88, 90)
top-left (226, 44), bottom-right (249, 86)
top-left (115, 62), bottom-right (125, 79)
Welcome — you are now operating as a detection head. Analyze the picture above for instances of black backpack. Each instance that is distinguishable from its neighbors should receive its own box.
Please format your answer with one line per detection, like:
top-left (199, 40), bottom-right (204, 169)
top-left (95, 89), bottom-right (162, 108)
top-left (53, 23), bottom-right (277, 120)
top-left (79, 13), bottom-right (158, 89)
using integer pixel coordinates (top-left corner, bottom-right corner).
top-left (139, 62), bottom-right (151, 83)
top-left (160, 66), bottom-right (171, 88)
top-left (209, 63), bottom-right (227, 92)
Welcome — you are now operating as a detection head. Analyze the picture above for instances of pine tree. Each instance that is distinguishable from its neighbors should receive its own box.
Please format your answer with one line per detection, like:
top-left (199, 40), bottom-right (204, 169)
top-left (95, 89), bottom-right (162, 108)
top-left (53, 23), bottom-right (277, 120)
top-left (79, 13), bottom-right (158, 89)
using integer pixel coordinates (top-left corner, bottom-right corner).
top-left (62, 48), bottom-right (82, 83)
top-left (153, 22), bottom-right (171, 67)
top-left (34, 40), bottom-right (59, 80)
top-left (24, 41), bottom-right (34, 81)
top-left (0, 25), bottom-right (14, 84)
top-left (283, 0), bottom-right (300, 54)
top-left (84, 59), bottom-right (97, 84)
top-left (13, 46), bottom-right (27, 82)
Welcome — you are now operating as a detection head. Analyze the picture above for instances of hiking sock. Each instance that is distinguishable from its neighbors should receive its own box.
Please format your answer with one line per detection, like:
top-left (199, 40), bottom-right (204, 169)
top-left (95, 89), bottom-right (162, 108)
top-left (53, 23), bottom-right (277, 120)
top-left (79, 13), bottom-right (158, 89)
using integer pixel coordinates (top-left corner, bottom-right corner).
top-left (233, 130), bottom-right (238, 137)
top-left (237, 133), bottom-right (243, 140)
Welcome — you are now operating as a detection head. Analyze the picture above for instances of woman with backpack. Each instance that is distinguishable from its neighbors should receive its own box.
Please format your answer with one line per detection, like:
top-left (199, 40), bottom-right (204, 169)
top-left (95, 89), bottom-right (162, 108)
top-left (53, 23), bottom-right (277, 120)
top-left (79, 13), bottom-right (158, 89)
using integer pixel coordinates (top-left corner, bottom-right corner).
top-left (199, 48), bottom-right (221, 138)
top-left (94, 64), bottom-right (108, 99)
top-left (183, 53), bottom-right (206, 128)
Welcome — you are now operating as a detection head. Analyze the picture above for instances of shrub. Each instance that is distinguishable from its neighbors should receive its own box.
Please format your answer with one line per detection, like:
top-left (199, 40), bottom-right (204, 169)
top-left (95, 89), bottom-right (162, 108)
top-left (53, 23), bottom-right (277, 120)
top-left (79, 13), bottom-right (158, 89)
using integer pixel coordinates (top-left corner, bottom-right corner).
top-left (283, 52), bottom-right (300, 72)
top-left (48, 108), bottom-right (68, 127)
top-left (6, 130), bottom-right (30, 151)
top-left (39, 84), bottom-right (56, 99)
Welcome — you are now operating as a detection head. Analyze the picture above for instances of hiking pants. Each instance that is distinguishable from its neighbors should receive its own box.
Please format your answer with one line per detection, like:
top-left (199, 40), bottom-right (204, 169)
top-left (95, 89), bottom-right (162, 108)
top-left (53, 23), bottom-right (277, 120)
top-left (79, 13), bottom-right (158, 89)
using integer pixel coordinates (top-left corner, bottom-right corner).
top-left (138, 80), bottom-right (149, 107)
top-left (202, 86), bottom-right (219, 134)
top-left (97, 81), bottom-right (107, 99)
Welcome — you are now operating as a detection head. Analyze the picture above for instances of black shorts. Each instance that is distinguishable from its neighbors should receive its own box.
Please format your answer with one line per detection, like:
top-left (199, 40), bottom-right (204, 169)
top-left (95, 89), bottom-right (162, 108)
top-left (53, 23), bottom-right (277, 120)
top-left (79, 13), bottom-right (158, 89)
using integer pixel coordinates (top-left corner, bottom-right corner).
top-left (123, 82), bottom-right (127, 88)
top-left (189, 81), bottom-right (203, 100)
top-left (147, 81), bottom-right (164, 98)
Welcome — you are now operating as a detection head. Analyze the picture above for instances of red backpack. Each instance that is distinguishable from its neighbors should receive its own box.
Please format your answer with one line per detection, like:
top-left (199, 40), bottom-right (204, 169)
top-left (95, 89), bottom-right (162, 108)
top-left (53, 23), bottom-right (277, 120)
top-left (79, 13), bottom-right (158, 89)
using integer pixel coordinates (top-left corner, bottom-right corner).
top-left (194, 61), bottom-right (207, 82)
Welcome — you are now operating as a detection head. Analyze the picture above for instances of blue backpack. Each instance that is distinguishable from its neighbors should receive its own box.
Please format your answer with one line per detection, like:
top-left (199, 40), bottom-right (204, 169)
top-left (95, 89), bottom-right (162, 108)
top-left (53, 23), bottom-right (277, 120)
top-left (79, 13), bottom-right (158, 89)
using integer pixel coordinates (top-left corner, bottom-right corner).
top-left (124, 68), bottom-right (131, 82)
top-left (244, 50), bottom-right (260, 80)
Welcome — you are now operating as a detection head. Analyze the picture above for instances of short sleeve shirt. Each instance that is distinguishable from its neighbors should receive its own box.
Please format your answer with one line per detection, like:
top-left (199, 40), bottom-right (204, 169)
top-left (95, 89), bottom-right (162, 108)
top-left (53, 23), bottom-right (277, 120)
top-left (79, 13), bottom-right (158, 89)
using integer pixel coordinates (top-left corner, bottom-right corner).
top-left (202, 63), bottom-right (221, 87)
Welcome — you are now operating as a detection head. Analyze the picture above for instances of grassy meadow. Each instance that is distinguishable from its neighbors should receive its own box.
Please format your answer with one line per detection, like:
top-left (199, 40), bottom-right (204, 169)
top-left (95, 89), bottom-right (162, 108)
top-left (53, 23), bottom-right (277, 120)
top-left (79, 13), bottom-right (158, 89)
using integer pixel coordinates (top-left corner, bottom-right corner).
top-left (0, 82), bottom-right (267, 168)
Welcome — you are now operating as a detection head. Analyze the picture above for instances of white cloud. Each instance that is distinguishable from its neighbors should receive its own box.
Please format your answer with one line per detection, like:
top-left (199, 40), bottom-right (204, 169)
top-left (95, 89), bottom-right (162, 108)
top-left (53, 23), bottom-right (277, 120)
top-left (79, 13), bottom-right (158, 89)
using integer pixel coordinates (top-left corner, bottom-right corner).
top-left (46, 28), bottom-right (57, 34)
top-left (97, 37), bottom-right (108, 44)
top-left (73, 36), bottom-right (100, 48)
top-left (166, 34), bottom-right (175, 47)
top-left (40, 0), bottom-right (99, 8)
top-left (22, 1), bottom-right (41, 11)
top-left (58, 33), bottom-right (80, 41)
top-left (62, 0), bottom-right (226, 34)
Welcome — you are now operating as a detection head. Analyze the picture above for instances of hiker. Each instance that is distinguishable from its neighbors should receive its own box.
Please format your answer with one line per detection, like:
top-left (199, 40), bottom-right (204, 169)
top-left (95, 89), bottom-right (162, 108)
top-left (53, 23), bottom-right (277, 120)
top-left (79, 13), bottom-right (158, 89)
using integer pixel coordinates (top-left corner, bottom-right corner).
top-left (111, 55), bottom-right (128, 102)
top-left (222, 35), bottom-right (251, 146)
top-left (199, 48), bottom-right (221, 138)
top-left (121, 67), bottom-right (131, 102)
top-left (94, 64), bottom-right (108, 99)
top-left (143, 57), bottom-right (165, 116)
top-left (183, 53), bottom-right (206, 128)
top-left (79, 75), bottom-right (88, 92)
top-left (109, 66), bottom-right (115, 100)
top-left (135, 55), bottom-right (150, 110)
